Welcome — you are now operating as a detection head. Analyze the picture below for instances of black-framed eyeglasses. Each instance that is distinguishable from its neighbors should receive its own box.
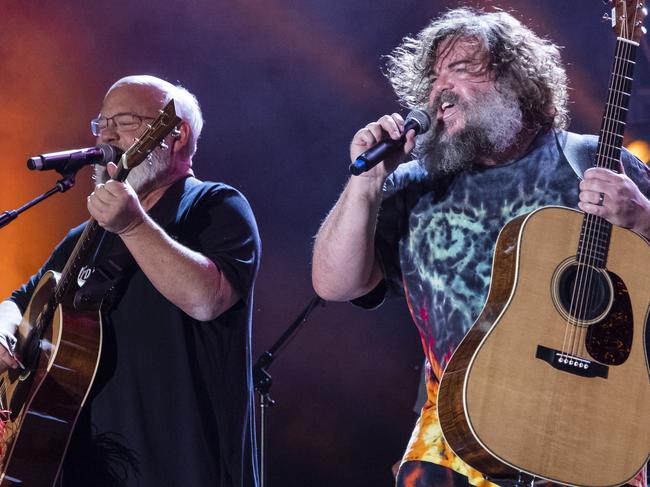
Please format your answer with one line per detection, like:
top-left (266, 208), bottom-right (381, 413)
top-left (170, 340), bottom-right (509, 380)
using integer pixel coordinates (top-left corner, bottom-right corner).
top-left (90, 112), bottom-right (156, 136)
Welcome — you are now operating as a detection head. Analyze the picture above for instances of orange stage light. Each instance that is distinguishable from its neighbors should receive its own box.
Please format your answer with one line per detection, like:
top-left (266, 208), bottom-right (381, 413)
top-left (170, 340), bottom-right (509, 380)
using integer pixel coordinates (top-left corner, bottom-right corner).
top-left (626, 140), bottom-right (650, 164)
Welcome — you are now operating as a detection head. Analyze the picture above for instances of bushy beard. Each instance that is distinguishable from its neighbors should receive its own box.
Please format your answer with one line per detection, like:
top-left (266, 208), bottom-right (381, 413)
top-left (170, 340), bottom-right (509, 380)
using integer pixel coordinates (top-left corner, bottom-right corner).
top-left (93, 146), bottom-right (174, 196)
top-left (415, 86), bottom-right (523, 177)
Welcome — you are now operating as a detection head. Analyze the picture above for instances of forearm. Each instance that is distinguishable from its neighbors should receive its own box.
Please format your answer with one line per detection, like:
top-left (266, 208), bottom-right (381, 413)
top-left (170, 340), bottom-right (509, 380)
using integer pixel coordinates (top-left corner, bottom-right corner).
top-left (119, 214), bottom-right (239, 321)
top-left (312, 176), bottom-right (385, 301)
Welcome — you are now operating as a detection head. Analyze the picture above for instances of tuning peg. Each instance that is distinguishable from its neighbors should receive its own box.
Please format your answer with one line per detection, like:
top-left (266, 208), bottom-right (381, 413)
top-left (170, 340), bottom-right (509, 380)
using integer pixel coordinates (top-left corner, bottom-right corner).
top-left (159, 141), bottom-right (169, 151)
top-left (171, 128), bottom-right (181, 139)
top-left (603, 12), bottom-right (613, 21)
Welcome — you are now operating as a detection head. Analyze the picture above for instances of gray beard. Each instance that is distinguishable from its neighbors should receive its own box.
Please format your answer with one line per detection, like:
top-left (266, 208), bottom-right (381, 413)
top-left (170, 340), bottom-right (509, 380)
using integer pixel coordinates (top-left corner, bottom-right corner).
top-left (93, 147), bottom-right (173, 195)
top-left (415, 87), bottom-right (523, 176)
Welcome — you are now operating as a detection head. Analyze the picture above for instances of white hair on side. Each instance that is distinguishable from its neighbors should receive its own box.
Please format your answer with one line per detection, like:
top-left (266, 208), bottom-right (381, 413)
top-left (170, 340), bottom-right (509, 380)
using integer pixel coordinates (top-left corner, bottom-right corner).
top-left (109, 75), bottom-right (204, 157)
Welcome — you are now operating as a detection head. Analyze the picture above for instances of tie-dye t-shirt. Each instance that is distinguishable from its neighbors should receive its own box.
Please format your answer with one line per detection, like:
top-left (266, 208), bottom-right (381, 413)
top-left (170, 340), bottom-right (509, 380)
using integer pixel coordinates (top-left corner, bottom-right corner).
top-left (359, 129), bottom-right (649, 486)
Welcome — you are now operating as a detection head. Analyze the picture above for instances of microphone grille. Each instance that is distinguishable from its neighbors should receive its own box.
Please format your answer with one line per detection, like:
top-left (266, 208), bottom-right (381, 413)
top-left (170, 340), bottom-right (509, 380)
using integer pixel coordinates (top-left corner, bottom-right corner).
top-left (405, 109), bottom-right (431, 134)
top-left (98, 144), bottom-right (124, 165)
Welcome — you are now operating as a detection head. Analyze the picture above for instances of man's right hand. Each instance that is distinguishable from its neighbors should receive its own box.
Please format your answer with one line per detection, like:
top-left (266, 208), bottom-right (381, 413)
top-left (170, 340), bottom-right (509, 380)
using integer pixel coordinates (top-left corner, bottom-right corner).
top-left (0, 347), bottom-right (19, 373)
top-left (313, 114), bottom-right (416, 301)
top-left (349, 113), bottom-right (418, 180)
top-left (0, 301), bottom-right (23, 373)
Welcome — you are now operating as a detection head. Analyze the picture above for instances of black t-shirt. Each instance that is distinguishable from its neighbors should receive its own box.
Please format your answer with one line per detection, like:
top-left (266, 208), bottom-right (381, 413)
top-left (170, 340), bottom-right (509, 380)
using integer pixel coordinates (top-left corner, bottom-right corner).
top-left (10, 176), bottom-right (261, 487)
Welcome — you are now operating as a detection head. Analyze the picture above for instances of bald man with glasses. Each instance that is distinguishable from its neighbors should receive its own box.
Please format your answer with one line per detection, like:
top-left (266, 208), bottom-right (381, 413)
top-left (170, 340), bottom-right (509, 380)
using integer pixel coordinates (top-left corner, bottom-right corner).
top-left (0, 75), bottom-right (261, 487)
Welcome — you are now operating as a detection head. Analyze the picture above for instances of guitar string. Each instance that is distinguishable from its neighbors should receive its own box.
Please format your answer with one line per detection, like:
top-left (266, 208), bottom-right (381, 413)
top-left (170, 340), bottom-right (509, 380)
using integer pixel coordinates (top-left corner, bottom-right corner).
top-left (24, 163), bottom-right (115, 366)
top-left (34, 145), bottom-right (132, 336)
top-left (572, 27), bottom-right (626, 359)
top-left (582, 3), bottom-right (640, 359)
top-left (561, 28), bottom-right (620, 355)
top-left (18, 116), bottom-right (176, 384)
top-left (572, 34), bottom-right (621, 358)
top-left (562, 76), bottom-right (609, 361)
top-left (577, 4), bottom-right (635, 359)
top-left (561, 15), bottom-right (606, 359)
top-left (577, 4), bottom-right (637, 360)
top-left (565, 4), bottom-right (633, 360)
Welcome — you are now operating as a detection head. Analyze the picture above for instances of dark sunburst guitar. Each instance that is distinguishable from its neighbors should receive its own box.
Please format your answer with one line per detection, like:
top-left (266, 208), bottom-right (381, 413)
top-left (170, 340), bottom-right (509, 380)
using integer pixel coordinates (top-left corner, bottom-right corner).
top-left (437, 2), bottom-right (649, 486)
top-left (0, 101), bottom-right (180, 487)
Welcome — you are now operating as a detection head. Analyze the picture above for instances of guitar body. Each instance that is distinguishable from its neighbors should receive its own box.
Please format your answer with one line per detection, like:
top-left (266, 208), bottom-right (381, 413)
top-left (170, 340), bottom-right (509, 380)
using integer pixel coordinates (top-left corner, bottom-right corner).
top-left (438, 206), bottom-right (650, 486)
top-left (0, 271), bottom-right (102, 486)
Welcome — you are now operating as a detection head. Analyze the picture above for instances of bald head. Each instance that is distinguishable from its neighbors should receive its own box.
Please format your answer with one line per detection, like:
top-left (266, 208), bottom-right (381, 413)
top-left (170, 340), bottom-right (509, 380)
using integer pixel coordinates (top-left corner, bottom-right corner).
top-left (107, 75), bottom-right (204, 157)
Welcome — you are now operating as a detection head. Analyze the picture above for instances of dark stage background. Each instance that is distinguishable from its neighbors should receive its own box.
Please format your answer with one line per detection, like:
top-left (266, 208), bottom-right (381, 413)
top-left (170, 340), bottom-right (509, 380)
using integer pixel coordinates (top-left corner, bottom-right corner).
top-left (1, 1), bottom-right (648, 486)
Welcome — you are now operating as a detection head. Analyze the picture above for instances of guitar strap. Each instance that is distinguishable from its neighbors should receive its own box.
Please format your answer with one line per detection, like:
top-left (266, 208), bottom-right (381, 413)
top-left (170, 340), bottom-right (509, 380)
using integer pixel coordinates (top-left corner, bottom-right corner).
top-left (554, 129), bottom-right (597, 179)
top-left (72, 234), bottom-right (135, 311)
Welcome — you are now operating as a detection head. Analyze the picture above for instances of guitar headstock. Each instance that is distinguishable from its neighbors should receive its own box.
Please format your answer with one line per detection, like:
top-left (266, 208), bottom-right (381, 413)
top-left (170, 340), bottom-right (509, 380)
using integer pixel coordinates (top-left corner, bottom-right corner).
top-left (610, 0), bottom-right (647, 43)
top-left (118, 99), bottom-right (182, 171)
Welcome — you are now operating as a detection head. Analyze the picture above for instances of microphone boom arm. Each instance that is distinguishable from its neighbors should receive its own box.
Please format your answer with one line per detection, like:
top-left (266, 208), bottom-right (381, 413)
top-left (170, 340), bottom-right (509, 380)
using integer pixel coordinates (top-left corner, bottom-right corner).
top-left (0, 172), bottom-right (78, 229)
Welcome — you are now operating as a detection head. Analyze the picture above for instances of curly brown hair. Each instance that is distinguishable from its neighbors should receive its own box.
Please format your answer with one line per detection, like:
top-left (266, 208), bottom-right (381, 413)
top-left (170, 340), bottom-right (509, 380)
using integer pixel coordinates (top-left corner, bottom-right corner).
top-left (385, 7), bottom-right (569, 129)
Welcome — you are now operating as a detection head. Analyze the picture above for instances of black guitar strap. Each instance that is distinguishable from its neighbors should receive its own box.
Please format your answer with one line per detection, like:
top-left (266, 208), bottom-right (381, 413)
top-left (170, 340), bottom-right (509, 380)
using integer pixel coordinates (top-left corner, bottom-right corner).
top-left (72, 233), bottom-right (135, 311)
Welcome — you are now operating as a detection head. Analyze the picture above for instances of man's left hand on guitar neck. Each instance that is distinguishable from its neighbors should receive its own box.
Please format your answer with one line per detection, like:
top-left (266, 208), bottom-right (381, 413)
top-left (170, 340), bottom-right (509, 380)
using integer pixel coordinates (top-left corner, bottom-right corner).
top-left (578, 165), bottom-right (650, 240)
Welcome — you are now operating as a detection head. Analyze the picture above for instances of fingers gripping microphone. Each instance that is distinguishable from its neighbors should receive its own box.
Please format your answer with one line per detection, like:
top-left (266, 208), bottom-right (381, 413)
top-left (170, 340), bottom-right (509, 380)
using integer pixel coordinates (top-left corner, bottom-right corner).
top-left (27, 144), bottom-right (123, 173)
top-left (349, 109), bottom-right (431, 176)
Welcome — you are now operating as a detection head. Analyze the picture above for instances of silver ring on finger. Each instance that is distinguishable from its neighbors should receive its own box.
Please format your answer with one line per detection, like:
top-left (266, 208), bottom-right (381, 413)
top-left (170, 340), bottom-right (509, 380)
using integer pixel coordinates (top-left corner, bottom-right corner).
top-left (597, 192), bottom-right (605, 206)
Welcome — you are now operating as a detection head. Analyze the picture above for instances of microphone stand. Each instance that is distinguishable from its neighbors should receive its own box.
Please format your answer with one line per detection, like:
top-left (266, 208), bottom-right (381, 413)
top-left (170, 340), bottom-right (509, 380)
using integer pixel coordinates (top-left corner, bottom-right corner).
top-left (0, 170), bottom-right (79, 229)
top-left (253, 295), bottom-right (325, 487)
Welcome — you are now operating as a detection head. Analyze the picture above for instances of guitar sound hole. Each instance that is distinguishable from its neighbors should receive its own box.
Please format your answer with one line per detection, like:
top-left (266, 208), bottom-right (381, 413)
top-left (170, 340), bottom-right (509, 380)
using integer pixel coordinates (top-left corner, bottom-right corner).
top-left (557, 263), bottom-right (612, 323)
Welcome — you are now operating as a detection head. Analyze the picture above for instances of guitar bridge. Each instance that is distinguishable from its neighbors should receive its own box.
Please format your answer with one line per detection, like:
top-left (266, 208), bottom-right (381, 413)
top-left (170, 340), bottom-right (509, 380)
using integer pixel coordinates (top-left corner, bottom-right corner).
top-left (535, 345), bottom-right (608, 379)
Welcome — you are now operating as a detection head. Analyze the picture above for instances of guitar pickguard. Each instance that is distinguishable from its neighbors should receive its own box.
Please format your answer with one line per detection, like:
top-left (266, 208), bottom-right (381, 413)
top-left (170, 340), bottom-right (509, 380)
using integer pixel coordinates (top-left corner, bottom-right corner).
top-left (585, 271), bottom-right (633, 365)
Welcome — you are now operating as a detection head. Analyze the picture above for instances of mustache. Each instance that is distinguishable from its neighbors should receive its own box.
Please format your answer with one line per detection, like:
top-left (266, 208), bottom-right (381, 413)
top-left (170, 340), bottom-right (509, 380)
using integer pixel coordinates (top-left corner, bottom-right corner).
top-left (431, 90), bottom-right (461, 113)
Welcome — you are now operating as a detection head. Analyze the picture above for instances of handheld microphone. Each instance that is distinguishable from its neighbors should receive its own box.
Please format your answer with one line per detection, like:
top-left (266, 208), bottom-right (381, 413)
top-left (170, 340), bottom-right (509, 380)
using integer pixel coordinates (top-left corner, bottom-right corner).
top-left (27, 144), bottom-right (123, 173)
top-left (349, 109), bottom-right (431, 176)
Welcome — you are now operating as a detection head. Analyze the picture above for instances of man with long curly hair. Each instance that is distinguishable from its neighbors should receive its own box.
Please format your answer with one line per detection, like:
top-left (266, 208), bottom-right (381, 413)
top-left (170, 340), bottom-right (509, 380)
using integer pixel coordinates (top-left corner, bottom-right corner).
top-left (312, 8), bottom-right (649, 487)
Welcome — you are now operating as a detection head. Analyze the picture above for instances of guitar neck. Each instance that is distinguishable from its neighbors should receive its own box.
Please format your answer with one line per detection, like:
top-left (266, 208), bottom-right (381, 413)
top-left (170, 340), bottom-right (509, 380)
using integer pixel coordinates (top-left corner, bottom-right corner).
top-left (595, 37), bottom-right (638, 171)
top-left (577, 37), bottom-right (639, 268)
top-left (52, 159), bottom-right (135, 307)
top-left (53, 219), bottom-right (104, 306)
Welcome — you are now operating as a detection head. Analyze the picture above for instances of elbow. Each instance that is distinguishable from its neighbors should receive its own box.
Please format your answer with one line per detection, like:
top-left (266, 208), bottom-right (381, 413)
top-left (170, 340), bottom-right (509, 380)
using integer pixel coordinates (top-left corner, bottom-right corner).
top-left (187, 266), bottom-right (241, 321)
top-left (312, 280), bottom-right (342, 302)
top-left (312, 271), bottom-right (358, 303)
top-left (312, 258), bottom-right (380, 302)
top-left (184, 302), bottom-right (222, 322)
top-left (312, 266), bottom-right (338, 301)
top-left (183, 291), bottom-right (238, 322)
top-left (183, 301), bottom-right (232, 321)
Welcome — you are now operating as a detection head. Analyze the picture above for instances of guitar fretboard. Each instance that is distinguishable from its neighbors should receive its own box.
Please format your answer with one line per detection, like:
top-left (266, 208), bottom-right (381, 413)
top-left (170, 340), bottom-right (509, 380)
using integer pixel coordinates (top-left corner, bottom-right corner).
top-left (577, 38), bottom-right (638, 268)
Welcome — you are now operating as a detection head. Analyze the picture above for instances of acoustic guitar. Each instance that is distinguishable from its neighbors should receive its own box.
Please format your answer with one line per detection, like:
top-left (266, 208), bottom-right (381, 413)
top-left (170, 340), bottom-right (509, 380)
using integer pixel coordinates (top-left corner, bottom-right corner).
top-left (0, 101), bottom-right (180, 486)
top-left (437, 2), bottom-right (649, 486)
